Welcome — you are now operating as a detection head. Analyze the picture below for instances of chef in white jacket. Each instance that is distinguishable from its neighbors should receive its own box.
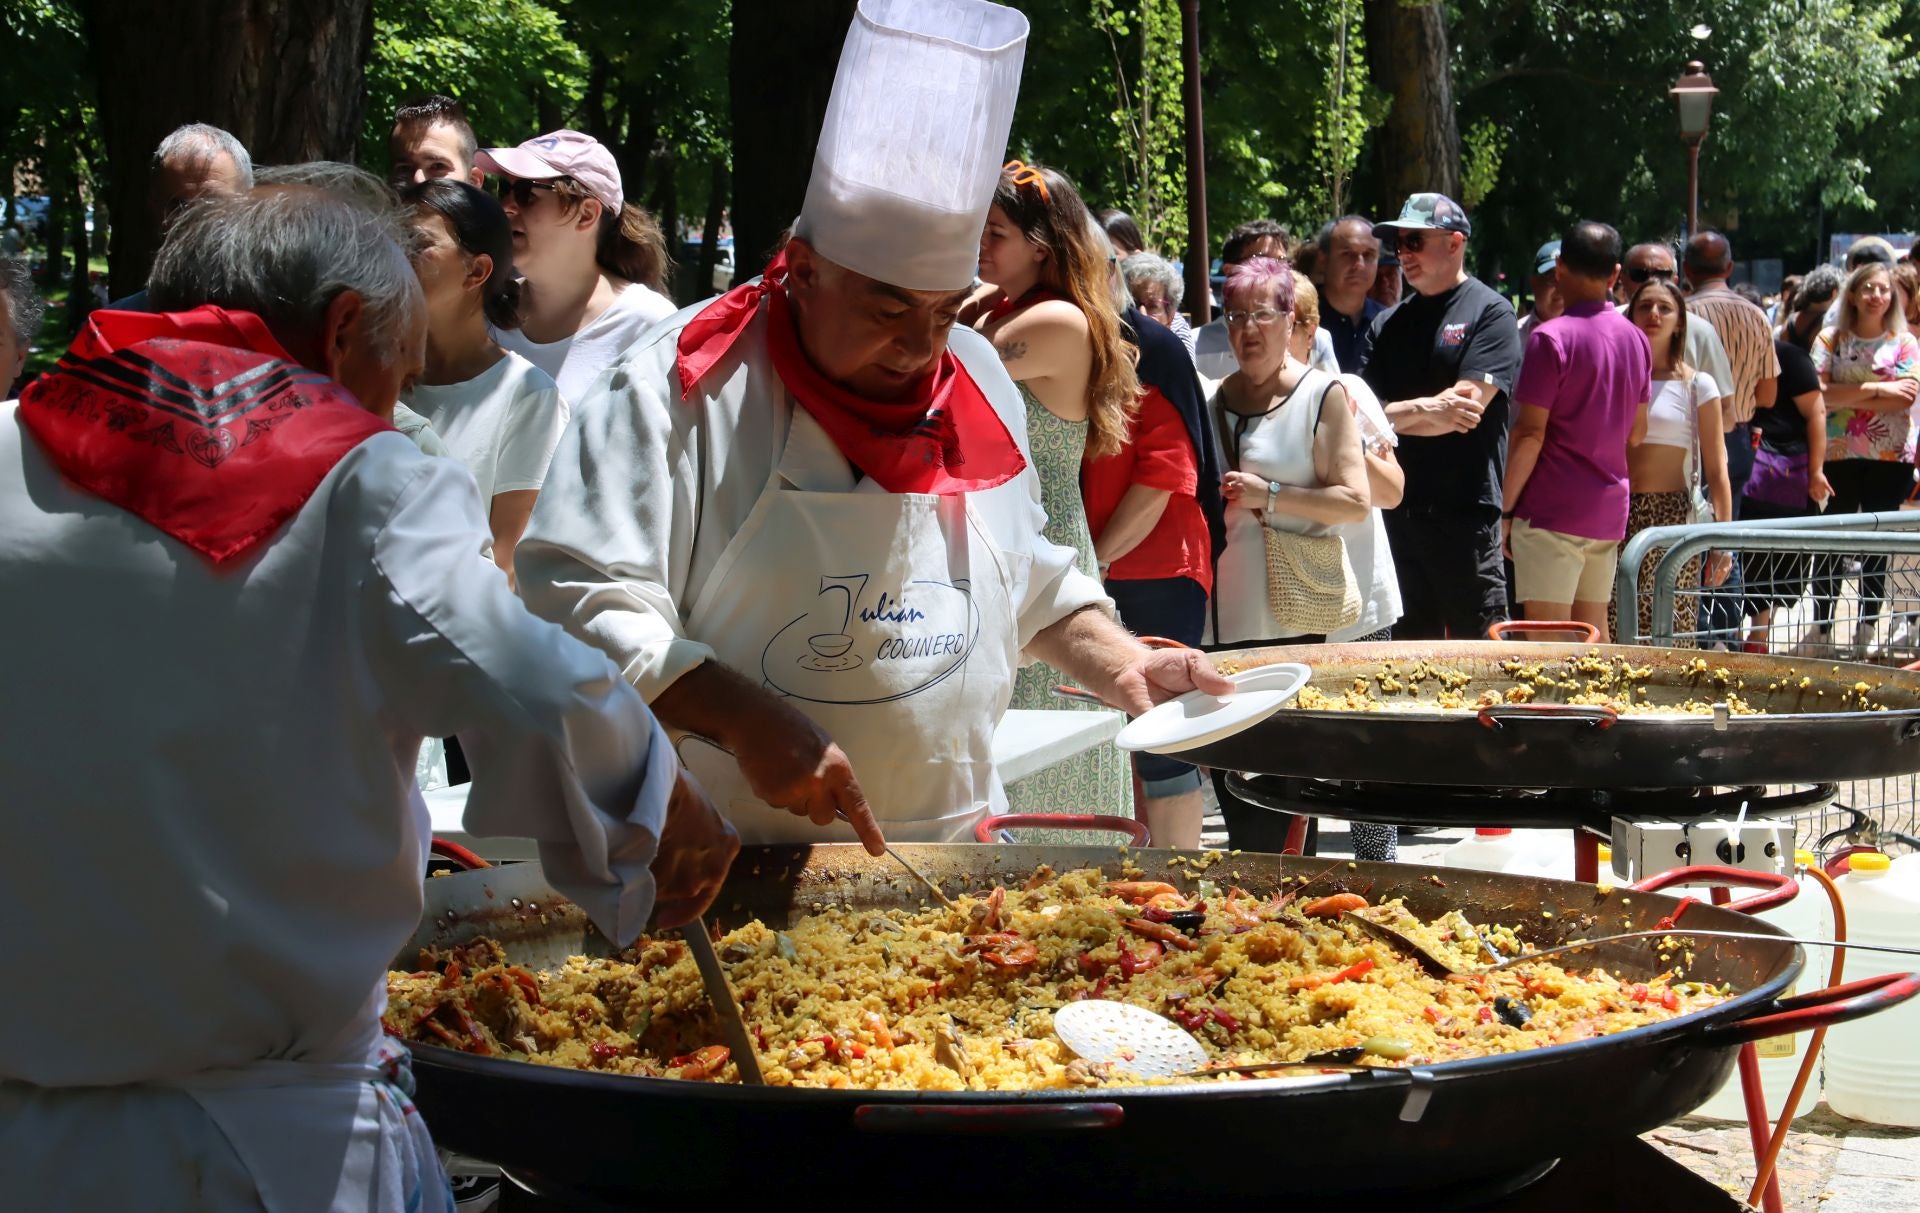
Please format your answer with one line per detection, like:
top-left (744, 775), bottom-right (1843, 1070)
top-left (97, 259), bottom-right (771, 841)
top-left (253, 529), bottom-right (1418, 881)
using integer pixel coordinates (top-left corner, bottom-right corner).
top-left (0, 176), bottom-right (737, 1210)
top-left (518, 0), bottom-right (1230, 851)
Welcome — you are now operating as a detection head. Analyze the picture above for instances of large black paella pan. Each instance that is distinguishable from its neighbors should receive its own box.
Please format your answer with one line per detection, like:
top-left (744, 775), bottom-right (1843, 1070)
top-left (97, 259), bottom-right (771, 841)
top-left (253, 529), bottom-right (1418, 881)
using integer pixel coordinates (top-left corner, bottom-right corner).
top-left (395, 846), bottom-right (1914, 1203)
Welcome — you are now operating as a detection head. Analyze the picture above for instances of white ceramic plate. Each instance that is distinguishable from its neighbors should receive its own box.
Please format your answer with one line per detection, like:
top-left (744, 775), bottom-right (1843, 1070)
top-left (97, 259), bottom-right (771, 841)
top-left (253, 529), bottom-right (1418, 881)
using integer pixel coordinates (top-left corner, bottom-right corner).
top-left (1115, 662), bottom-right (1311, 755)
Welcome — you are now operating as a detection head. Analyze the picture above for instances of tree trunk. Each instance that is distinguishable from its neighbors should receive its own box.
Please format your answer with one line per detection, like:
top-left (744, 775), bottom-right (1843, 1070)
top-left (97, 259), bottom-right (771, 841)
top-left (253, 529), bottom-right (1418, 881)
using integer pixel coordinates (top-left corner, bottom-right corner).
top-left (697, 157), bottom-right (730, 295)
top-left (1363, 0), bottom-right (1460, 208)
top-left (82, 0), bottom-right (375, 296)
top-left (729, 0), bottom-right (858, 271)
top-left (68, 199), bottom-right (93, 334)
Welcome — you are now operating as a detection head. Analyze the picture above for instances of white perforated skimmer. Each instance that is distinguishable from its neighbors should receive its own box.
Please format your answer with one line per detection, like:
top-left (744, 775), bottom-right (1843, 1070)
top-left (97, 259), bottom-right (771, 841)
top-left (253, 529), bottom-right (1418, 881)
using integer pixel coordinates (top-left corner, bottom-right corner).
top-left (1053, 1000), bottom-right (1210, 1079)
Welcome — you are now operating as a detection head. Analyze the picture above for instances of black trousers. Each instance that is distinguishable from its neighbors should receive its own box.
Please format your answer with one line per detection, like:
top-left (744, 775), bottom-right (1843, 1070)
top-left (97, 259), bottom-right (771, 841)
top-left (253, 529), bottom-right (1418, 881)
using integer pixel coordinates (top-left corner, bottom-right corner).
top-left (1813, 460), bottom-right (1916, 626)
top-left (1382, 505), bottom-right (1508, 640)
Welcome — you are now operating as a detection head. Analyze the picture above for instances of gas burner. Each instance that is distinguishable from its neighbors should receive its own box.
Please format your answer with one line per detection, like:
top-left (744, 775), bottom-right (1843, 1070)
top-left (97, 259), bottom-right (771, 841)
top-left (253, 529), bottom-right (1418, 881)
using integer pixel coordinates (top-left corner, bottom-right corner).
top-left (1219, 774), bottom-right (1835, 845)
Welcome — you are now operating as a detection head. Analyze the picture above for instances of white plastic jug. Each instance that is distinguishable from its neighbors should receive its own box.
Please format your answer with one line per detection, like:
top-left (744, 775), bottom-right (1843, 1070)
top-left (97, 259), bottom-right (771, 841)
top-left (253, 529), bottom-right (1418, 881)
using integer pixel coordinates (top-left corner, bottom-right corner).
top-left (1438, 828), bottom-right (1579, 880)
top-left (1690, 851), bottom-right (1833, 1123)
top-left (1824, 852), bottom-right (1920, 1126)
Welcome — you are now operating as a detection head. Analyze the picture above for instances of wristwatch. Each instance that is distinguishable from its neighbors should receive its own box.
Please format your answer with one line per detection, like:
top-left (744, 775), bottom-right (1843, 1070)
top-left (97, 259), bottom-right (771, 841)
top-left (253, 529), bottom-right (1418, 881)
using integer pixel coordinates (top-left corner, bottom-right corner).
top-left (1501, 509), bottom-right (1516, 520)
top-left (1266, 480), bottom-right (1281, 514)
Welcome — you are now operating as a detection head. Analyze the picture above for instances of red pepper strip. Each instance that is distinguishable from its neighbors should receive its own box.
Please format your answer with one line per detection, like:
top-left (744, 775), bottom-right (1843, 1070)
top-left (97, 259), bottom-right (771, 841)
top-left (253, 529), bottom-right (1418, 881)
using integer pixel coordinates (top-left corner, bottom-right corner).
top-left (1172, 1007), bottom-right (1208, 1032)
top-left (1660, 987), bottom-right (1680, 1012)
top-left (1423, 1005), bottom-right (1443, 1024)
top-left (1087, 975), bottom-right (1114, 999)
top-left (1655, 897), bottom-right (1699, 931)
top-left (1287, 957), bottom-right (1374, 991)
top-left (1117, 938), bottom-right (1164, 977)
top-left (1631, 984), bottom-right (1649, 1004)
top-left (1478, 1006), bottom-right (1494, 1024)
top-left (1210, 1008), bottom-right (1240, 1033)
top-left (437, 959), bottom-right (464, 988)
top-left (507, 967), bottom-right (542, 1005)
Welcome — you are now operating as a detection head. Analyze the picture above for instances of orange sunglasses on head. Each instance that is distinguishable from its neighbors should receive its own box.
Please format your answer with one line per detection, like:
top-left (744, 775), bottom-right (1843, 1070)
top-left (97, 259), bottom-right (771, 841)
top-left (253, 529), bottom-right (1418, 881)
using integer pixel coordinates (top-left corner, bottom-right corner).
top-left (1004, 160), bottom-right (1050, 204)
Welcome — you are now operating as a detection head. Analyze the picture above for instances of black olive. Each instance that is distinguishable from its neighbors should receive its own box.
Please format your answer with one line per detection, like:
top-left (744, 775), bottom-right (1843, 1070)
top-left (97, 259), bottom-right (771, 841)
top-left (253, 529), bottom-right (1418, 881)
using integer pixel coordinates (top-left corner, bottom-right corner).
top-left (1494, 996), bottom-right (1533, 1028)
top-left (1169, 910), bottom-right (1207, 934)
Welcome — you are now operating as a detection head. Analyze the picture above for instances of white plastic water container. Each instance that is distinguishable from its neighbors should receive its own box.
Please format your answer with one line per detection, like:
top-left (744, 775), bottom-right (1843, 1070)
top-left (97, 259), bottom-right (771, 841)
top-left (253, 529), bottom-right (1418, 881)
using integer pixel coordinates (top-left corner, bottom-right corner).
top-left (1437, 827), bottom-right (1580, 880)
top-left (1690, 850), bottom-right (1834, 1122)
top-left (1824, 852), bottom-right (1920, 1126)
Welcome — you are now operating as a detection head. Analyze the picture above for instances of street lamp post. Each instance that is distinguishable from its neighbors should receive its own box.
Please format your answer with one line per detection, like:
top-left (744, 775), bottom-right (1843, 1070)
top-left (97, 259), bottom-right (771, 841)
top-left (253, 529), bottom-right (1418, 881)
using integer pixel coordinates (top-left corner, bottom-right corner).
top-left (1669, 61), bottom-right (1719, 238)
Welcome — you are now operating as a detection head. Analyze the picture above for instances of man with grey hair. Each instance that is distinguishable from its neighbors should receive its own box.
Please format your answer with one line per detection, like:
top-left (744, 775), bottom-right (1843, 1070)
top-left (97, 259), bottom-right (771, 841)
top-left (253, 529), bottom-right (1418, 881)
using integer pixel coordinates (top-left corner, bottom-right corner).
top-left (110, 122), bottom-right (256, 311)
top-left (0, 255), bottom-right (42, 398)
top-left (0, 177), bottom-right (737, 1209)
top-left (1122, 250), bottom-right (1196, 358)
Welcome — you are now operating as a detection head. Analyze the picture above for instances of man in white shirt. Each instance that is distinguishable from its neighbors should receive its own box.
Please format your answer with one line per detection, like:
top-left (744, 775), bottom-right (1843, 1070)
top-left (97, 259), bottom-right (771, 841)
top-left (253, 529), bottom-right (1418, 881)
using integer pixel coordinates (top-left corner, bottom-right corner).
top-left (518, 0), bottom-right (1229, 852)
top-left (0, 174), bottom-right (736, 1210)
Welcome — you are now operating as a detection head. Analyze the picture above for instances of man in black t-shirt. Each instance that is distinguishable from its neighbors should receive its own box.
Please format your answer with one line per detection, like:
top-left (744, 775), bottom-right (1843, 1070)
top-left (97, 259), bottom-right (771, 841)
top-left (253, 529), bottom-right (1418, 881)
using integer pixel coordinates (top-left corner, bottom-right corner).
top-left (1363, 193), bottom-right (1524, 639)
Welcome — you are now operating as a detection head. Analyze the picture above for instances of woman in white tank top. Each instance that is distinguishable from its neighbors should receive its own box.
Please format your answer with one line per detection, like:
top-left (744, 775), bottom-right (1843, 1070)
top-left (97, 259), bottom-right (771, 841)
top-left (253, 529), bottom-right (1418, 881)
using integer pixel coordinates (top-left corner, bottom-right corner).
top-left (1612, 279), bottom-right (1732, 641)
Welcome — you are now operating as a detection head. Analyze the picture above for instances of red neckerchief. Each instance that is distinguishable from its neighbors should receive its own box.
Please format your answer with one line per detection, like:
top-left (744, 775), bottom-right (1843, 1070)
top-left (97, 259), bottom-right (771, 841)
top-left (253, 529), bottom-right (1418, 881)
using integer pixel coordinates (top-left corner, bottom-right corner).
top-left (17, 305), bottom-right (392, 565)
top-left (983, 286), bottom-right (1063, 325)
top-left (675, 253), bottom-right (1026, 494)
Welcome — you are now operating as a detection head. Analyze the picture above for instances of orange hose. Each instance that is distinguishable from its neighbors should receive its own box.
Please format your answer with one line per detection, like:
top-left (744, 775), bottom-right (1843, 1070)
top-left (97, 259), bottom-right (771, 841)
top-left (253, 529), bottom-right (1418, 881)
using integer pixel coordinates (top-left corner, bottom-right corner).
top-left (1747, 862), bottom-right (1849, 1208)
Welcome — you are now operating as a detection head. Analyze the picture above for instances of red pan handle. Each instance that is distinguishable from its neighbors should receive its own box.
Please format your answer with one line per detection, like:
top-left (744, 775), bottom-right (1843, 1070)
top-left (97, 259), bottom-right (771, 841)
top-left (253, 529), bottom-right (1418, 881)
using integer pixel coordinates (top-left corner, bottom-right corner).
top-left (429, 838), bottom-right (491, 870)
top-left (1629, 865), bottom-right (1796, 916)
top-left (1477, 702), bottom-right (1618, 731)
top-left (1486, 620), bottom-right (1601, 643)
top-left (854, 1102), bottom-right (1124, 1134)
top-left (975, 814), bottom-right (1152, 847)
top-left (1700, 972), bottom-right (1920, 1047)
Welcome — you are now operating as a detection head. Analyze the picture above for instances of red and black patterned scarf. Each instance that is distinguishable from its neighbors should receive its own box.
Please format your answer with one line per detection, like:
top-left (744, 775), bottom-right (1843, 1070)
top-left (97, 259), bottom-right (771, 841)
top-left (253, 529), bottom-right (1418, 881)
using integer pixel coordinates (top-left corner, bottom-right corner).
top-left (17, 305), bottom-right (392, 564)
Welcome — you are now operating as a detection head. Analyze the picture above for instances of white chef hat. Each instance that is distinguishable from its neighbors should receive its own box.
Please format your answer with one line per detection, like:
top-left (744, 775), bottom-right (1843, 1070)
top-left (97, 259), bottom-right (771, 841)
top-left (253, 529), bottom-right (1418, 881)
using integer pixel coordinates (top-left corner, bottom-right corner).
top-left (795, 0), bottom-right (1029, 293)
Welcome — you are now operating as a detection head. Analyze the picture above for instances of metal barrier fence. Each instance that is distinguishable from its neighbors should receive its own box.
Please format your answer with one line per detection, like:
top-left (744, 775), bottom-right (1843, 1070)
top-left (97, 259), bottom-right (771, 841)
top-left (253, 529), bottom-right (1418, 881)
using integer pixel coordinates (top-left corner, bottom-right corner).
top-left (1615, 509), bottom-right (1920, 855)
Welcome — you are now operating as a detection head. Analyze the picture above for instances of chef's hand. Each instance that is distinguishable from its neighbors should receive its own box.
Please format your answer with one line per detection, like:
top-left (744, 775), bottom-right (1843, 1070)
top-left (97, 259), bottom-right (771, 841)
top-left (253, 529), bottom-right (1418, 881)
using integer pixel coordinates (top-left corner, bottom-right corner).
top-left (650, 764), bottom-right (741, 930)
top-left (733, 693), bottom-right (889, 857)
top-left (1107, 643), bottom-right (1237, 716)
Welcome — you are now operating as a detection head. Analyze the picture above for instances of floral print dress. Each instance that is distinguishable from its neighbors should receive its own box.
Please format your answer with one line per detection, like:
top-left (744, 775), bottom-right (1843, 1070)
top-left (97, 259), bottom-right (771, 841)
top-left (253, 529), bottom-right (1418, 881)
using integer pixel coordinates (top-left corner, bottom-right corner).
top-left (1816, 328), bottom-right (1920, 462)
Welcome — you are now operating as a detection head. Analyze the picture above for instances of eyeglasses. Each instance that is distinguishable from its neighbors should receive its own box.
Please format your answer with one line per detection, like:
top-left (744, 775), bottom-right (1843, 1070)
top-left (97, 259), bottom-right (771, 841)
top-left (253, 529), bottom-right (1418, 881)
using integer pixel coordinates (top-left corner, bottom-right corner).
top-left (1392, 230), bottom-right (1441, 254)
top-left (1003, 160), bottom-right (1051, 204)
top-left (1224, 308), bottom-right (1287, 328)
top-left (494, 177), bottom-right (559, 207)
top-left (1627, 265), bottom-right (1676, 284)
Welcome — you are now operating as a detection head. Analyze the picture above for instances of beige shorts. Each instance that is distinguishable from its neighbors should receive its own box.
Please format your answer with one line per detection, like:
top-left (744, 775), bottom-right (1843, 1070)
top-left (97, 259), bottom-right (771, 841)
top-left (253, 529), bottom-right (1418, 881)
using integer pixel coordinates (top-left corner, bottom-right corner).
top-left (1510, 518), bottom-right (1619, 604)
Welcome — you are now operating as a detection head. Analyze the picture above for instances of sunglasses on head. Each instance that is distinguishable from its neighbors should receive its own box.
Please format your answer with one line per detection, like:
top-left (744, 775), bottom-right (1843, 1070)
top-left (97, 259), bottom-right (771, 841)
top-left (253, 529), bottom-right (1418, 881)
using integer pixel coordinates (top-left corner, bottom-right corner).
top-left (1627, 265), bottom-right (1676, 284)
top-left (1003, 160), bottom-right (1051, 205)
top-left (494, 177), bottom-right (559, 207)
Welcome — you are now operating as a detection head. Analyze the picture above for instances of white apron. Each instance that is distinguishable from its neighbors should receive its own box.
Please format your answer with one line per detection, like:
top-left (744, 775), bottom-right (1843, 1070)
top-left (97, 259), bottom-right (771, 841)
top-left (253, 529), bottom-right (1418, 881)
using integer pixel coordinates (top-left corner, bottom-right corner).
top-left (674, 407), bottom-right (1019, 843)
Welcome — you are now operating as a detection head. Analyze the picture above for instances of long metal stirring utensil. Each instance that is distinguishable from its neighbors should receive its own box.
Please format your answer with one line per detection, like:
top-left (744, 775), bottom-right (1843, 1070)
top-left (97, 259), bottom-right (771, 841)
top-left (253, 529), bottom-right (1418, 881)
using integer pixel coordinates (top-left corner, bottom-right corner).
top-left (681, 916), bottom-right (765, 1085)
top-left (834, 807), bottom-right (956, 909)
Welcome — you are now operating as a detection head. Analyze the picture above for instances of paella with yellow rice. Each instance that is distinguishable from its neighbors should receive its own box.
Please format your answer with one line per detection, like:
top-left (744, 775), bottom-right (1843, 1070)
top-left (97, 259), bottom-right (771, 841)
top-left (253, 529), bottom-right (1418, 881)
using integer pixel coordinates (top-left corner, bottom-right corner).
top-left (386, 865), bottom-right (1724, 1088)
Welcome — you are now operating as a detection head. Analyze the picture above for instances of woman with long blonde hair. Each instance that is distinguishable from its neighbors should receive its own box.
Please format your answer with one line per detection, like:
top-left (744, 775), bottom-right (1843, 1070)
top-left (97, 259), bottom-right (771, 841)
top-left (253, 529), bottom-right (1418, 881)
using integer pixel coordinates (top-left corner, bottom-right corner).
top-left (966, 161), bottom-right (1142, 829)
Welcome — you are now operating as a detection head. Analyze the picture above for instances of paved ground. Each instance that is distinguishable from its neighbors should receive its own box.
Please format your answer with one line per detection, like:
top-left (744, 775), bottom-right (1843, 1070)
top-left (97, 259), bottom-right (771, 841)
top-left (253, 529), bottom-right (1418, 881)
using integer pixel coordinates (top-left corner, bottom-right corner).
top-left (1201, 805), bottom-right (1920, 1210)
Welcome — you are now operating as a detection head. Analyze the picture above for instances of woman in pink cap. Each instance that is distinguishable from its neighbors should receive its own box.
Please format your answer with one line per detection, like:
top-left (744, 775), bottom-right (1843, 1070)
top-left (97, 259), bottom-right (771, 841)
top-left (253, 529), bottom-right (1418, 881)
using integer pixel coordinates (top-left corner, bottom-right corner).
top-left (478, 129), bottom-right (675, 403)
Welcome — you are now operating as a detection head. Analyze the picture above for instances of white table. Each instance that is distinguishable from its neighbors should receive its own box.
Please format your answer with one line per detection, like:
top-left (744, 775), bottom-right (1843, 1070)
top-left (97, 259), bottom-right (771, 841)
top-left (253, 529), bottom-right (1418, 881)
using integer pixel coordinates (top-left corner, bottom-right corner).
top-left (424, 706), bottom-right (1126, 861)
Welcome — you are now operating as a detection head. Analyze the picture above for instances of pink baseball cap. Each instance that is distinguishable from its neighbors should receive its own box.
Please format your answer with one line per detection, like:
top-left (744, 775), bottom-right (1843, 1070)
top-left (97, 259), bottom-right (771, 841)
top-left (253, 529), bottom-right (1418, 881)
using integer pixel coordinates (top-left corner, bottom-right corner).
top-left (476, 129), bottom-right (624, 213)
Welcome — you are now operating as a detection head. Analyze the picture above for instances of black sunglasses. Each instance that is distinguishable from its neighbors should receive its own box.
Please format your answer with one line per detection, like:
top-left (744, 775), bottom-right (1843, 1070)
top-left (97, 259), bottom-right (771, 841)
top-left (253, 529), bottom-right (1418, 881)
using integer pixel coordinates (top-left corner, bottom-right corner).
top-left (494, 177), bottom-right (559, 207)
top-left (1387, 229), bottom-right (1450, 254)
top-left (1627, 265), bottom-right (1676, 284)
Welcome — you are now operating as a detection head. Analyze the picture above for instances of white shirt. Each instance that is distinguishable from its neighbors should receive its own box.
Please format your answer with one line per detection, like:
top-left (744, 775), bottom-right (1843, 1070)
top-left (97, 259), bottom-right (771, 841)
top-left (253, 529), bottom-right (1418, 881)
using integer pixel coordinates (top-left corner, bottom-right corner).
top-left (516, 305), bottom-right (1110, 704)
top-left (1644, 371), bottom-right (1722, 451)
top-left (405, 350), bottom-right (568, 501)
top-left (496, 282), bottom-right (676, 405)
top-left (0, 419), bottom-right (673, 1091)
top-left (1327, 375), bottom-right (1404, 641)
top-left (1195, 318), bottom-right (1339, 381)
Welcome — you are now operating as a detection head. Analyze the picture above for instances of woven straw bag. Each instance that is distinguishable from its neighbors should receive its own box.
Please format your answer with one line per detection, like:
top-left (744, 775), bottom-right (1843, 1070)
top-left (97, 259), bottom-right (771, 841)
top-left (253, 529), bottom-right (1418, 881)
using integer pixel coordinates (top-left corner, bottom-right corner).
top-left (1263, 526), bottom-right (1362, 635)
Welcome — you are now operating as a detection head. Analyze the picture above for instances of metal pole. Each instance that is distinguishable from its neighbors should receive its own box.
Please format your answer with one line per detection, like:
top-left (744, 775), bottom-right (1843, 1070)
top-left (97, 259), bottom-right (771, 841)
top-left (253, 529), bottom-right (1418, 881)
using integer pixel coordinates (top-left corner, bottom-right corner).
top-left (1179, 0), bottom-right (1211, 325)
top-left (1685, 137), bottom-right (1701, 238)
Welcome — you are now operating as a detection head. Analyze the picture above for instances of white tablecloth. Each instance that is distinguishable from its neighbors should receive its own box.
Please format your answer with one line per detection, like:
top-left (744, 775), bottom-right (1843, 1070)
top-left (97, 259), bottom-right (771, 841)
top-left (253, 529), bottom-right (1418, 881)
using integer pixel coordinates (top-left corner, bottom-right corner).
top-left (424, 708), bottom-right (1125, 861)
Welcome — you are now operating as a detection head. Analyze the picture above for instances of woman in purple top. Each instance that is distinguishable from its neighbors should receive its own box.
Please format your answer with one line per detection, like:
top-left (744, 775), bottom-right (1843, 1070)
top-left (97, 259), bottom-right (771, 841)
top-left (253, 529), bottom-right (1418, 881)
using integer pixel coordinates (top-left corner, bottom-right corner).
top-left (1502, 221), bottom-right (1652, 641)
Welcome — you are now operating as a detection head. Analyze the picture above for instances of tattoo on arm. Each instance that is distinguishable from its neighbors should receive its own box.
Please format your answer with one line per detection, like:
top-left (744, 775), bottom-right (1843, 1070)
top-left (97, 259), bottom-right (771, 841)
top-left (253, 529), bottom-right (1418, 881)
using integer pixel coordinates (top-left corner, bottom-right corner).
top-left (996, 339), bottom-right (1028, 364)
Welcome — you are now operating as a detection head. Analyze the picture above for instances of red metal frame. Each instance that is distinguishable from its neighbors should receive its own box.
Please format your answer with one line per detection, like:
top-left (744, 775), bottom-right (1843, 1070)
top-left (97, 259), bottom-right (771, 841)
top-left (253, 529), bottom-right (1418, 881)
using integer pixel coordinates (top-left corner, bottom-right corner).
top-left (1485, 620), bottom-right (1602, 643)
top-left (975, 814), bottom-right (1152, 847)
top-left (429, 838), bottom-right (491, 870)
